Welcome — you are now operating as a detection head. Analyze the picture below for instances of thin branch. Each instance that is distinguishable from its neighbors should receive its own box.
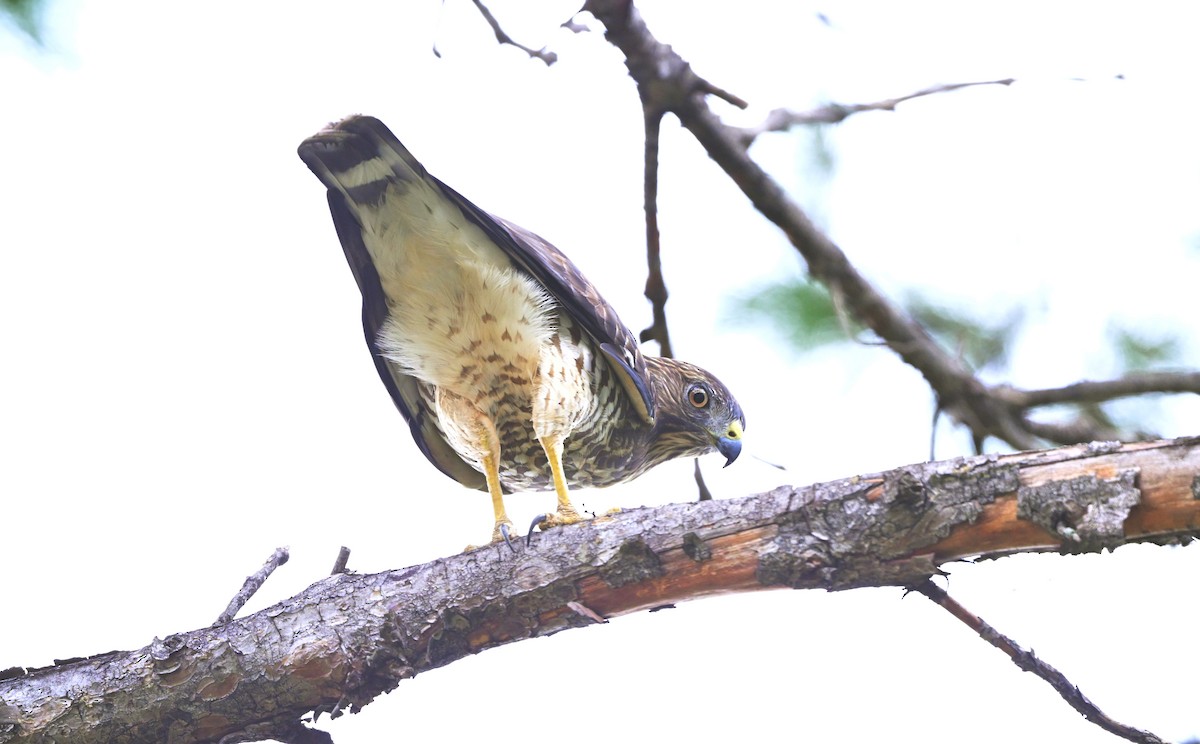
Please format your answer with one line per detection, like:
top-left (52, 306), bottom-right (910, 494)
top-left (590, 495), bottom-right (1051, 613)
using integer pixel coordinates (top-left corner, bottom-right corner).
top-left (696, 77), bottom-right (750, 110)
top-left (989, 371), bottom-right (1200, 444)
top-left (914, 580), bottom-right (1165, 744)
top-left (693, 458), bottom-right (713, 501)
top-left (593, 0), bottom-right (1200, 451)
top-left (636, 63), bottom-right (710, 502)
top-left (1021, 415), bottom-right (1124, 446)
top-left (1001, 371), bottom-right (1200, 408)
top-left (737, 79), bottom-right (1015, 144)
top-left (587, 3), bottom-right (1197, 451)
top-left (330, 546), bottom-right (351, 575)
top-left (561, 16), bottom-right (590, 34)
top-left (637, 107), bottom-right (673, 358)
top-left (214, 547), bottom-right (289, 625)
top-left (585, 0), bottom-right (1040, 451)
top-left (930, 404), bottom-right (943, 461)
top-left (468, 0), bottom-right (558, 65)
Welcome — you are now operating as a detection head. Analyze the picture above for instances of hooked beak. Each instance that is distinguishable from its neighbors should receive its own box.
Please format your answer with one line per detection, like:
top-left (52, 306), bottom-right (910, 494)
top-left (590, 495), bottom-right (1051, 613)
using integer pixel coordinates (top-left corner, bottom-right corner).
top-left (715, 420), bottom-right (743, 467)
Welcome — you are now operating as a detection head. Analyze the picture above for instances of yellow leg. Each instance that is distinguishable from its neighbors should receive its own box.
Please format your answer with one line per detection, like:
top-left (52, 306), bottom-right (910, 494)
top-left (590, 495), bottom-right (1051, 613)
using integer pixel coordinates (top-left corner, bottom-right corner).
top-left (436, 388), bottom-right (512, 548)
top-left (536, 435), bottom-right (583, 528)
top-left (481, 451), bottom-right (513, 544)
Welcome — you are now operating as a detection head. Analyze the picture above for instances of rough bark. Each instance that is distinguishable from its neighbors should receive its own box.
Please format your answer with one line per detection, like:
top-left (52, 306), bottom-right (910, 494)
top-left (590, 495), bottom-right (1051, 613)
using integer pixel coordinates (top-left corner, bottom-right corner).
top-left (2, 437), bottom-right (1198, 743)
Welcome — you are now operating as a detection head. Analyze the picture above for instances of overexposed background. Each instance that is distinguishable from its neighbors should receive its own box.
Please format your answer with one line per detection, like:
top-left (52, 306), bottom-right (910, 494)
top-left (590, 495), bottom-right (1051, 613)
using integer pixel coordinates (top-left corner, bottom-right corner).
top-left (3, 2), bottom-right (1199, 742)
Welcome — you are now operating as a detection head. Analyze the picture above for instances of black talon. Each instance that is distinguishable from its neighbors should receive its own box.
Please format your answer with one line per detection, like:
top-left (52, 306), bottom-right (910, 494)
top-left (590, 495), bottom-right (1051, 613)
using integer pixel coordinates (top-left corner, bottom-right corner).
top-left (526, 514), bottom-right (549, 546)
top-left (499, 523), bottom-right (516, 554)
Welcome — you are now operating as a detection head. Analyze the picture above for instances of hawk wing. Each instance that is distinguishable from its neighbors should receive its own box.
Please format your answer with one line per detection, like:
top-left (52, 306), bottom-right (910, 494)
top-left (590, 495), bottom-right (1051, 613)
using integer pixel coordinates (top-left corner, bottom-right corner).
top-left (323, 188), bottom-right (486, 489)
top-left (477, 214), bottom-right (656, 424)
top-left (299, 116), bottom-right (656, 488)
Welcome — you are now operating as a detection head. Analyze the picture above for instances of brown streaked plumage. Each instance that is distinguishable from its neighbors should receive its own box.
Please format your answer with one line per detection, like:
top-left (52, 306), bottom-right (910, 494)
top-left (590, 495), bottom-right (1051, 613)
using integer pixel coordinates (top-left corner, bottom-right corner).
top-left (297, 115), bottom-right (744, 546)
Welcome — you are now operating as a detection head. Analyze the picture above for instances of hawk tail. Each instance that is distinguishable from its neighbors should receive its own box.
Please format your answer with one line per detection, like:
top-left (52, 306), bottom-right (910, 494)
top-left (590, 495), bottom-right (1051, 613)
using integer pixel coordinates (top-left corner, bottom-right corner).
top-left (297, 115), bottom-right (426, 206)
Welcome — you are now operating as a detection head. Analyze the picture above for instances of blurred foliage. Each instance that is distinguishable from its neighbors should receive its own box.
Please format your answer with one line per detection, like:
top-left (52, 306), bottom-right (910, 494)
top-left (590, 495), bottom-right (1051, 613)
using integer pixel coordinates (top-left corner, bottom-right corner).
top-left (794, 124), bottom-right (837, 228)
top-left (732, 282), bottom-right (1028, 368)
top-left (731, 278), bottom-right (851, 351)
top-left (1, 0), bottom-right (43, 42)
top-left (906, 294), bottom-right (1023, 371)
top-left (1108, 323), bottom-right (1181, 370)
top-left (805, 123), bottom-right (836, 176)
top-left (1, 0), bottom-right (44, 43)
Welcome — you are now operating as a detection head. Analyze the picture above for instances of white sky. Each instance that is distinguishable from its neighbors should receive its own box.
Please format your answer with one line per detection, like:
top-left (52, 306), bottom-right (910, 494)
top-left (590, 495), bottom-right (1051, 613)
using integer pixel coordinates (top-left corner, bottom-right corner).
top-left (3, 2), bottom-right (1199, 742)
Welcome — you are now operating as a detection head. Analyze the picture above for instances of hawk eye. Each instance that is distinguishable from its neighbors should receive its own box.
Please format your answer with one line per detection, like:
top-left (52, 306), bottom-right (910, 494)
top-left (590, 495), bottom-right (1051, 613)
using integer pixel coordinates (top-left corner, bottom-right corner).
top-left (687, 384), bottom-right (710, 409)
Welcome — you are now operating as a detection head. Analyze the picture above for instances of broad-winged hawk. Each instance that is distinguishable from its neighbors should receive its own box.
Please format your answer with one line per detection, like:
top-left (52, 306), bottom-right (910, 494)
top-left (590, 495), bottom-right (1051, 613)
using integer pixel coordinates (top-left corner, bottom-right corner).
top-left (298, 115), bottom-right (744, 546)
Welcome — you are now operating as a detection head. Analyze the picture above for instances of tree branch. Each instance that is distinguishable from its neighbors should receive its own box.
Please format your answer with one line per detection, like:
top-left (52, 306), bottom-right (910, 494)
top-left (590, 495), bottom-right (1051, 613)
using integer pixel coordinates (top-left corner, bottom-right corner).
top-left (214, 547), bottom-right (289, 625)
top-left (585, 3), bottom-right (995, 436)
top-left (466, 0), bottom-right (558, 65)
top-left (330, 546), bottom-right (351, 576)
top-left (3, 437), bottom-right (1197, 743)
top-left (1002, 371), bottom-right (1200, 408)
top-left (736, 78), bottom-right (1016, 145)
top-left (1020, 414), bottom-right (1125, 447)
top-left (994, 371), bottom-right (1200, 445)
top-left (637, 107), bottom-right (673, 358)
top-left (582, 0), bottom-right (1196, 452)
top-left (914, 580), bottom-right (1165, 744)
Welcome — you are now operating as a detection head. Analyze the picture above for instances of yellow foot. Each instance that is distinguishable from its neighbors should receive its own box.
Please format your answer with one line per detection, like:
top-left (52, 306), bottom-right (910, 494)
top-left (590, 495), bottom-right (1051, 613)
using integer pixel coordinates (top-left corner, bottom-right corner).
top-left (492, 520), bottom-right (515, 544)
top-left (540, 505), bottom-right (584, 529)
top-left (526, 506), bottom-right (586, 545)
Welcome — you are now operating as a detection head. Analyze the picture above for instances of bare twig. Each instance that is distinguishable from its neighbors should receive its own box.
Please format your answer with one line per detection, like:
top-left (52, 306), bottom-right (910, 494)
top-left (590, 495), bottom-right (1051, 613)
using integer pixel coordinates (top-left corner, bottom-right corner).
top-left (929, 405), bottom-right (943, 461)
top-left (585, 0), bottom-right (1041, 452)
top-left (634, 56), bottom-right (722, 501)
top-left (578, 0), bottom-right (1200, 459)
top-left (697, 77), bottom-right (750, 110)
top-left (330, 546), bottom-right (351, 575)
top-left (592, 0), bottom-right (1199, 452)
top-left (988, 372), bottom-right (1200, 444)
top-left (1001, 371), bottom-right (1200, 408)
top-left (1020, 416), bottom-right (1125, 446)
top-left (638, 108), bottom-right (673, 358)
top-left (913, 580), bottom-right (1165, 744)
top-left (561, 15), bottom-right (590, 34)
top-left (469, 0), bottom-right (557, 65)
top-left (693, 458), bottom-right (713, 501)
top-left (737, 79), bottom-right (1015, 144)
top-left (587, 3), bottom-right (1199, 451)
top-left (215, 547), bottom-right (290, 625)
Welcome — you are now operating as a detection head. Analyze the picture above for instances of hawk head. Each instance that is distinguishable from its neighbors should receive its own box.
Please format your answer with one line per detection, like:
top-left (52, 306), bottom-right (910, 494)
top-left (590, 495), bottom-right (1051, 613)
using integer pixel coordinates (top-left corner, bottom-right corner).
top-left (643, 357), bottom-right (745, 468)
